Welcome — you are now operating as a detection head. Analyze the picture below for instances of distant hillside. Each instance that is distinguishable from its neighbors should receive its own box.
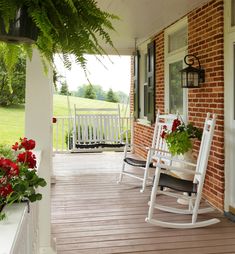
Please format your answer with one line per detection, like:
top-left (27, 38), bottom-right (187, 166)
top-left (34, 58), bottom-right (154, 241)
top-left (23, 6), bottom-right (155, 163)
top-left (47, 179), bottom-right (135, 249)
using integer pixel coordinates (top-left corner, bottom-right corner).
top-left (0, 95), bottom-right (129, 145)
top-left (53, 94), bottom-right (129, 116)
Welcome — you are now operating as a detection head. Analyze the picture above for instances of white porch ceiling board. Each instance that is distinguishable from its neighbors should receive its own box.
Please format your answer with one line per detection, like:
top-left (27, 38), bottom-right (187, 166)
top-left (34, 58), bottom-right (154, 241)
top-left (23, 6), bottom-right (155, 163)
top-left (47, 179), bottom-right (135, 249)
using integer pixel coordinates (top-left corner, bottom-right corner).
top-left (96, 0), bottom-right (210, 55)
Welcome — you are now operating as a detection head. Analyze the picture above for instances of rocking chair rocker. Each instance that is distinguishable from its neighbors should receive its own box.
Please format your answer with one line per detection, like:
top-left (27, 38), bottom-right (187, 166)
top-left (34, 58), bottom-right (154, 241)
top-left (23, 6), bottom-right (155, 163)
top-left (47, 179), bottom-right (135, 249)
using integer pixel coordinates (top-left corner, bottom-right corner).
top-left (145, 113), bottom-right (220, 228)
top-left (118, 110), bottom-right (176, 192)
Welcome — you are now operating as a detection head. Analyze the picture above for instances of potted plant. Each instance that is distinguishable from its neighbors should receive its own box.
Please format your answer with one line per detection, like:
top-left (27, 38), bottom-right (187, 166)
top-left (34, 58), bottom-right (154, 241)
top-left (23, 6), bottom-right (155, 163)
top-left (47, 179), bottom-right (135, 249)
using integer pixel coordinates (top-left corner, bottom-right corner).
top-left (0, 0), bottom-right (118, 87)
top-left (0, 137), bottom-right (46, 220)
top-left (161, 117), bottom-right (203, 156)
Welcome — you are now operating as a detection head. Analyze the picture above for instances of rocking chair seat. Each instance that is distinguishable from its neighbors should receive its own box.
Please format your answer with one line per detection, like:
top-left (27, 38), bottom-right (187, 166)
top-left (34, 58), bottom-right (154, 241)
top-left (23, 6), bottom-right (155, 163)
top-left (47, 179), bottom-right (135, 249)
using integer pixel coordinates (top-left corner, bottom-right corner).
top-left (124, 157), bottom-right (154, 168)
top-left (159, 173), bottom-right (197, 195)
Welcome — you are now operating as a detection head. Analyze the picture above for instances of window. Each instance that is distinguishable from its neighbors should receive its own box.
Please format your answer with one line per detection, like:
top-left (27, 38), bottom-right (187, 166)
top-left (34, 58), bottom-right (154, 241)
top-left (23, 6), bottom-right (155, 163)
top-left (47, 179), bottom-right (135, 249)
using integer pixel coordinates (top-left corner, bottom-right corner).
top-left (165, 17), bottom-right (188, 117)
top-left (134, 40), bottom-right (155, 123)
top-left (169, 61), bottom-right (183, 113)
top-left (168, 26), bottom-right (187, 53)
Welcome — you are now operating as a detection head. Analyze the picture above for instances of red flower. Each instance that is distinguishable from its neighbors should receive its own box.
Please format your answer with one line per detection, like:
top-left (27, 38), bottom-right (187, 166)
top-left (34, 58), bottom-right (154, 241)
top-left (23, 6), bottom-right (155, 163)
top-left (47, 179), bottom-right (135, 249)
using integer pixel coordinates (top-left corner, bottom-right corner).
top-left (52, 117), bottom-right (57, 123)
top-left (8, 163), bottom-right (19, 177)
top-left (17, 151), bottom-right (36, 169)
top-left (0, 183), bottom-right (13, 197)
top-left (12, 142), bottom-right (19, 151)
top-left (161, 131), bottom-right (167, 139)
top-left (171, 119), bottom-right (181, 132)
top-left (20, 137), bottom-right (36, 150)
top-left (0, 177), bottom-right (7, 185)
top-left (0, 158), bottom-right (19, 177)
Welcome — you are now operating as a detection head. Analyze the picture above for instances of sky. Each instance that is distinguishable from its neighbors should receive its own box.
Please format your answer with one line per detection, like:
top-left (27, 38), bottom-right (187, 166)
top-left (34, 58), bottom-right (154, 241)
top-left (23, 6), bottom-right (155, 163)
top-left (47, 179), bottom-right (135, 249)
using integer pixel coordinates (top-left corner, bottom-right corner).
top-left (54, 54), bottom-right (131, 94)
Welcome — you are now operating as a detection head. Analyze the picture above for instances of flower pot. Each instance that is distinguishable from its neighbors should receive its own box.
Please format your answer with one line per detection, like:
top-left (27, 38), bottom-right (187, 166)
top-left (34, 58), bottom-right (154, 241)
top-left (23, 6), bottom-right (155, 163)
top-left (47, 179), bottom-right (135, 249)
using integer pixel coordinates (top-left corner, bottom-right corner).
top-left (171, 149), bottom-right (197, 205)
top-left (0, 6), bottom-right (38, 44)
top-left (173, 149), bottom-right (196, 181)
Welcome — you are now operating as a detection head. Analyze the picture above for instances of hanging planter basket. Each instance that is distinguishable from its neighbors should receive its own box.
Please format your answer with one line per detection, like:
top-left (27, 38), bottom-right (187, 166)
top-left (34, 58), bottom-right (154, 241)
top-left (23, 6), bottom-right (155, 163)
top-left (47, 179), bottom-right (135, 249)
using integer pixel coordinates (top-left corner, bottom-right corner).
top-left (0, 6), bottom-right (38, 44)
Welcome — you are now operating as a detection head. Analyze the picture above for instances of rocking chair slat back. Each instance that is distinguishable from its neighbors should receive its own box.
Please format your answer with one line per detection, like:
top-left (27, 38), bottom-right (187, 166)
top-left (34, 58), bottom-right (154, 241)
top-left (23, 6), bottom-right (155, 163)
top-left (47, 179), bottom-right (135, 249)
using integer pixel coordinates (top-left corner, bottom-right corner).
top-left (194, 113), bottom-right (216, 184)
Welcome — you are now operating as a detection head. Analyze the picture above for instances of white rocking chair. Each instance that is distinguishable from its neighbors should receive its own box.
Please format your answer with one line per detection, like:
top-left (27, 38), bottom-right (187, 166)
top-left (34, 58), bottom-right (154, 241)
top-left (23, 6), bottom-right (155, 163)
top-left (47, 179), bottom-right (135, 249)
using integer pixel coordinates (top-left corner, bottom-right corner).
top-left (145, 113), bottom-right (220, 228)
top-left (118, 110), bottom-right (177, 192)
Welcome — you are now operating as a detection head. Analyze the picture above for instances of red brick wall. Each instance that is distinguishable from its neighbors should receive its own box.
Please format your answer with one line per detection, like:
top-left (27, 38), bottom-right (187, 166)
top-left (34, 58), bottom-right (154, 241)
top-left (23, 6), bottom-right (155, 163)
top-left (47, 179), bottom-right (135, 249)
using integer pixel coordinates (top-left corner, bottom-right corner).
top-left (131, 0), bottom-right (225, 210)
top-left (187, 0), bottom-right (224, 209)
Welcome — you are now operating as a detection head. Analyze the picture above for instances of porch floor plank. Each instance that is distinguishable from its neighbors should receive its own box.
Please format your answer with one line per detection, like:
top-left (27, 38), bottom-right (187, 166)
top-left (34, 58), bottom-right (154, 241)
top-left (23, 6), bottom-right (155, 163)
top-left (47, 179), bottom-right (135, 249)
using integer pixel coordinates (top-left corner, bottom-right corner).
top-left (52, 153), bottom-right (235, 254)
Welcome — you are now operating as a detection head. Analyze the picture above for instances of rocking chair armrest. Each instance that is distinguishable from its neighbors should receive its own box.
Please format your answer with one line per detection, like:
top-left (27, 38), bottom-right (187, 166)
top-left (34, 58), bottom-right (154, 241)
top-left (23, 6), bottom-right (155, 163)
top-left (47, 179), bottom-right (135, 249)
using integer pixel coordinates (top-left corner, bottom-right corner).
top-left (126, 143), bottom-right (150, 150)
top-left (147, 147), bottom-right (170, 154)
top-left (155, 162), bottom-right (200, 175)
top-left (152, 154), bottom-right (197, 167)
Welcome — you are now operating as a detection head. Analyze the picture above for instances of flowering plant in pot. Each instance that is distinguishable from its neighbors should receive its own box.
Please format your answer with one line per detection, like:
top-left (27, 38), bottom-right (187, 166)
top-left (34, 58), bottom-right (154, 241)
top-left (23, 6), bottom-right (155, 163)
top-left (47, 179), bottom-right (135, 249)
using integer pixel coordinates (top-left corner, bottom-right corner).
top-left (161, 118), bottom-right (203, 156)
top-left (0, 137), bottom-right (46, 220)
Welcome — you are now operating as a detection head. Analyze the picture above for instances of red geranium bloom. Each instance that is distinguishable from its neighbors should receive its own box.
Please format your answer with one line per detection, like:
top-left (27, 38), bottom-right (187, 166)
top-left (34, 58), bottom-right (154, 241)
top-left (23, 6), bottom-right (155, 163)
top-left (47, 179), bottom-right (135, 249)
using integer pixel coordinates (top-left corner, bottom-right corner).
top-left (161, 131), bottom-right (167, 139)
top-left (0, 158), bottom-right (19, 177)
top-left (0, 177), bottom-right (7, 185)
top-left (0, 183), bottom-right (13, 197)
top-left (17, 151), bottom-right (36, 169)
top-left (8, 163), bottom-right (19, 177)
top-left (20, 137), bottom-right (36, 150)
top-left (171, 119), bottom-right (181, 132)
top-left (12, 142), bottom-right (19, 151)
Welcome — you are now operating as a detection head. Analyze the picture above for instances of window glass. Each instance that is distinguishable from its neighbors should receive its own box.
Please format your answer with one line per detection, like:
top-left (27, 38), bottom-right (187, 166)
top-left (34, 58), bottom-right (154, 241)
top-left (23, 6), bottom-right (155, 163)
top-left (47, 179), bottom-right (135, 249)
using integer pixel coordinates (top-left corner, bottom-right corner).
top-left (144, 54), bottom-right (148, 83)
top-left (232, 0), bottom-right (235, 27)
top-left (168, 26), bottom-right (187, 53)
top-left (169, 60), bottom-right (183, 114)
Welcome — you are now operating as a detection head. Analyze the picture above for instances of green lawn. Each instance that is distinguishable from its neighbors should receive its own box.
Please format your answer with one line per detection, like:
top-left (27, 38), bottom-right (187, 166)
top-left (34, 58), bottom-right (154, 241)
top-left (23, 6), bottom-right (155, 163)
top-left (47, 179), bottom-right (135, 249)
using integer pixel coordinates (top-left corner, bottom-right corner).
top-left (0, 94), bottom-right (129, 146)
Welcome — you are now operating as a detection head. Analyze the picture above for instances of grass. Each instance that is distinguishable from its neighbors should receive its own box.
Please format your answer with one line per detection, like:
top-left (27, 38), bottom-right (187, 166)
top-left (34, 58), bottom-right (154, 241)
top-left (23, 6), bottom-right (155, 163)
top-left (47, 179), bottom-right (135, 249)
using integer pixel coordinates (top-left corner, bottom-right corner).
top-left (0, 94), bottom-right (130, 147)
top-left (0, 104), bottom-right (25, 145)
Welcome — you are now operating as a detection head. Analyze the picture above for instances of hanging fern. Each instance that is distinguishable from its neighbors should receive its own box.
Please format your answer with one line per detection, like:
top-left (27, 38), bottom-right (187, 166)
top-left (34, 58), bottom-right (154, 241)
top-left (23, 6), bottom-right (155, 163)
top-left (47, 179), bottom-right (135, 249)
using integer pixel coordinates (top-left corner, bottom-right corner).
top-left (0, 0), bottom-right (118, 75)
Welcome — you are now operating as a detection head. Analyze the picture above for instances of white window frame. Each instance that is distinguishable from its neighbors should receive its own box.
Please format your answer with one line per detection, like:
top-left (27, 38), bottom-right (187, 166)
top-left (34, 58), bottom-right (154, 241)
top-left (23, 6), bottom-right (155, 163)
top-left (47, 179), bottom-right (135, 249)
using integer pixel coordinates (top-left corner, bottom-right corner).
top-left (138, 39), bottom-right (150, 121)
top-left (224, 0), bottom-right (235, 212)
top-left (164, 17), bottom-right (188, 120)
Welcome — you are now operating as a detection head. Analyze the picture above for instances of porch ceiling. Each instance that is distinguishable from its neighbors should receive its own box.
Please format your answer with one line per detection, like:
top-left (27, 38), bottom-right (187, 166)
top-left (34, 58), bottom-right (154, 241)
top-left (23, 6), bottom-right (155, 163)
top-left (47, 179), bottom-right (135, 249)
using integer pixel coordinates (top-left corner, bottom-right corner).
top-left (96, 0), bottom-right (210, 55)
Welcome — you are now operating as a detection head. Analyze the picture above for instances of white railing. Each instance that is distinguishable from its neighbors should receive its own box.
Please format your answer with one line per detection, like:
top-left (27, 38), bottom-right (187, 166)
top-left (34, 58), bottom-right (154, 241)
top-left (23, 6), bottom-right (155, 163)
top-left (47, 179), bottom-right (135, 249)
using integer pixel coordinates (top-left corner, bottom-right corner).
top-left (53, 116), bottom-right (133, 152)
top-left (0, 151), bottom-right (41, 254)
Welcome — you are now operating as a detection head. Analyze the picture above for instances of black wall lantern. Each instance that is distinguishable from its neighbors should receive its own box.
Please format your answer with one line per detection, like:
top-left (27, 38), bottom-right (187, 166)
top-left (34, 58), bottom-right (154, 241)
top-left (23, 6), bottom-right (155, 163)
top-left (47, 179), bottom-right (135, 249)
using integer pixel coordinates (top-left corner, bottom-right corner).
top-left (180, 54), bottom-right (205, 88)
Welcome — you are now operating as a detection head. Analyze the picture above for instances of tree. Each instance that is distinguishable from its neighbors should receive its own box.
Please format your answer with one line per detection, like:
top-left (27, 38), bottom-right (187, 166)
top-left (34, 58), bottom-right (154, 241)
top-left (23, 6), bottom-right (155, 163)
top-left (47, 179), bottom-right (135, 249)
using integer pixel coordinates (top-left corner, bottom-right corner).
top-left (53, 70), bottom-right (65, 93)
top-left (116, 91), bottom-right (129, 104)
top-left (93, 85), bottom-right (106, 100)
top-left (106, 88), bottom-right (119, 103)
top-left (0, 46), bottom-right (26, 106)
top-left (60, 82), bottom-right (71, 96)
top-left (84, 84), bottom-right (96, 99)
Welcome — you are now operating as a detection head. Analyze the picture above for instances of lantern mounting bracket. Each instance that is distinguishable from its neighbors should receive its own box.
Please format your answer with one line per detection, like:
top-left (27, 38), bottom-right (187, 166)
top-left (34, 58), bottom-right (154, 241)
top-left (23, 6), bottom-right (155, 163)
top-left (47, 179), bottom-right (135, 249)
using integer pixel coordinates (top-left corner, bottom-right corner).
top-left (180, 54), bottom-right (205, 88)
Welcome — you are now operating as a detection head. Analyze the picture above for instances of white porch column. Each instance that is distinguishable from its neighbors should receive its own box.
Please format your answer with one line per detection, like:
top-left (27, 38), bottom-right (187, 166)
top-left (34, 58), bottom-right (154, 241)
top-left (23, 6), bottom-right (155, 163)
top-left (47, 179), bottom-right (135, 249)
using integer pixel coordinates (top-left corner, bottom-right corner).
top-left (25, 49), bottom-right (56, 254)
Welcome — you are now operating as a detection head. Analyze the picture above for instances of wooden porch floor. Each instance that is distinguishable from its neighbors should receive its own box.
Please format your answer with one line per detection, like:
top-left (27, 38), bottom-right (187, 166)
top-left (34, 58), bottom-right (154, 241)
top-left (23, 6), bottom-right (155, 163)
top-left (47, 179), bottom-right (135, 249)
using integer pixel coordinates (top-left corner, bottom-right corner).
top-left (52, 152), bottom-right (235, 254)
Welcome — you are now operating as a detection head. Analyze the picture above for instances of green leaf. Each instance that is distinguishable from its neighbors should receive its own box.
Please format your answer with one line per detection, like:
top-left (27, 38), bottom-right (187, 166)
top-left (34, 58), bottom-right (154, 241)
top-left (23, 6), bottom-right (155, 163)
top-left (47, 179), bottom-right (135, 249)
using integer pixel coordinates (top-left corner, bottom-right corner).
top-left (37, 178), bottom-right (47, 187)
top-left (28, 193), bottom-right (42, 202)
